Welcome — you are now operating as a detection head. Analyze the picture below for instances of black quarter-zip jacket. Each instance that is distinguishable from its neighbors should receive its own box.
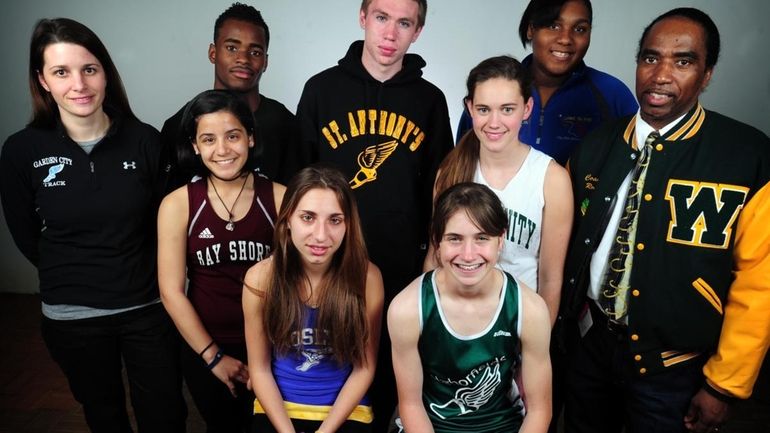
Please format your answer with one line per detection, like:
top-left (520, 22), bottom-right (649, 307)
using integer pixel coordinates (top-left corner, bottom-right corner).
top-left (0, 114), bottom-right (165, 308)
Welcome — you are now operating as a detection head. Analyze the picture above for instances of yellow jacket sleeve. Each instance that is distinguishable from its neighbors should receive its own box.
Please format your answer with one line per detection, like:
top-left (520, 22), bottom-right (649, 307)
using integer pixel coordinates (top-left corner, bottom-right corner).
top-left (703, 181), bottom-right (770, 398)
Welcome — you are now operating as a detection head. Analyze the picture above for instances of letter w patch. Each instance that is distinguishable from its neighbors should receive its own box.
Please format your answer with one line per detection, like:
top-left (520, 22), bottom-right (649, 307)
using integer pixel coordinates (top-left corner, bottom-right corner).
top-left (664, 180), bottom-right (748, 249)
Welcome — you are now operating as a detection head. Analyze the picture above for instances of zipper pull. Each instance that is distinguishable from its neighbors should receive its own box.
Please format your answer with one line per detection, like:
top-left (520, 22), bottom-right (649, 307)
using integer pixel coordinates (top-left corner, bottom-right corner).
top-left (90, 161), bottom-right (94, 173)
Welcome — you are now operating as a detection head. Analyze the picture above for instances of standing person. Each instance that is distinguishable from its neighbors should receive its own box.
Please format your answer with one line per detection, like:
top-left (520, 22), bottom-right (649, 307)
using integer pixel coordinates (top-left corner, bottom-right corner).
top-left (562, 7), bottom-right (770, 433)
top-left (0, 18), bottom-right (185, 432)
top-left (242, 166), bottom-right (384, 433)
top-left (292, 1), bottom-right (453, 425)
top-left (161, 2), bottom-right (296, 188)
top-left (158, 90), bottom-right (285, 432)
top-left (430, 55), bottom-right (573, 325)
top-left (456, 0), bottom-right (638, 165)
top-left (390, 182), bottom-right (552, 433)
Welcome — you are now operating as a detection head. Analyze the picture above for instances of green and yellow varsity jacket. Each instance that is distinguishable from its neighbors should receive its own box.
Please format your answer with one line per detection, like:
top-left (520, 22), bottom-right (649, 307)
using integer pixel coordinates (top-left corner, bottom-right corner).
top-left (562, 104), bottom-right (770, 399)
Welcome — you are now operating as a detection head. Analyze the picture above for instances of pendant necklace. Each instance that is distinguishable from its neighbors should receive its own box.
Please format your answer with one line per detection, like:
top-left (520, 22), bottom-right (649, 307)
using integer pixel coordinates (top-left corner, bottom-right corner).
top-left (209, 174), bottom-right (249, 231)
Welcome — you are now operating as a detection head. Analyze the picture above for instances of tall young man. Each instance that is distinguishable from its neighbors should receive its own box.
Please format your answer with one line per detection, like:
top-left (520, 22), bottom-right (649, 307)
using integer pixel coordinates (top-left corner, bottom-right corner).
top-left (292, 0), bottom-right (454, 428)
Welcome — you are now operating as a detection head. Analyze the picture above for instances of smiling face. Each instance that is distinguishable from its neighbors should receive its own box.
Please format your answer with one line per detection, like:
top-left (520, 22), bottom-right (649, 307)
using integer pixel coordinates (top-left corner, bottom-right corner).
top-left (528, 0), bottom-right (591, 81)
top-left (467, 77), bottom-right (533, 154)
top-left (439, 209), bottom-right (503, 288)
top-left (636, 16), bottom-right (713, 130)
top-left (359, 0), bottom-right (423, 80)
top-left (37, 42), bottom-right (106, 123)
top-left (192, 110), bottom-right (254, 181)
top-left (288, 188), bottom-right (347, 270)
top-left (209, 18), bottom-right (268, 93)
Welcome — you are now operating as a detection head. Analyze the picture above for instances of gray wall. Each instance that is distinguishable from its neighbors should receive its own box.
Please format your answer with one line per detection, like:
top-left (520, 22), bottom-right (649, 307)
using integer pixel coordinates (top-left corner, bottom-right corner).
top-left (2, 0), bottom-right (768, 293)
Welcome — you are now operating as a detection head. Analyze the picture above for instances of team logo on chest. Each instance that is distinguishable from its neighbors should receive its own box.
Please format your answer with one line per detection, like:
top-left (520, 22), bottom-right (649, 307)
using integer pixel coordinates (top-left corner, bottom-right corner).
top-left (194, 240), bottom-right (270, 265)
top-left (429, 359), bottom-right (504, 419)
top-left (34, 156), bottom-right (73, 187)
top-left (350, 140), bottom-right (398, 188)
top-left (321, 109), bottom-right (426, 188)
top-left (664, 180), bottom-right (748, 249)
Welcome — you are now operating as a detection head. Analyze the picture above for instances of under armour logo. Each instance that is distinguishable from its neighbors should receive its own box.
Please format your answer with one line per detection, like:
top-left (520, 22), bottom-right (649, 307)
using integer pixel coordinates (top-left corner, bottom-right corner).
top-left (123, 161), bottom-right (137, 170)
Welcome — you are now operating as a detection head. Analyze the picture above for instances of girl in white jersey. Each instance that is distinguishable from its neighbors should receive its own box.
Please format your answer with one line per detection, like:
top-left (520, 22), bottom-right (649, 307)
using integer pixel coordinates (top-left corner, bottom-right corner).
top-left (429, 56), bottom-right (573, 325)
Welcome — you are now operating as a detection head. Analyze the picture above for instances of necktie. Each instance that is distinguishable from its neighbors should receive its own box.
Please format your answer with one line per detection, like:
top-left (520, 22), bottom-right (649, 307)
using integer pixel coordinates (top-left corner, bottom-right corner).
top-left (599, 131), bottom-right (659, 323)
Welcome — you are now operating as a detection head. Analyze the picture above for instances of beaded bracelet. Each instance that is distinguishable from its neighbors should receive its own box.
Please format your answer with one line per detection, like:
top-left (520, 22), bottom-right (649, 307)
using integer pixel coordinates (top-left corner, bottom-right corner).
top-left (206, 349), bottom-right (224, 370)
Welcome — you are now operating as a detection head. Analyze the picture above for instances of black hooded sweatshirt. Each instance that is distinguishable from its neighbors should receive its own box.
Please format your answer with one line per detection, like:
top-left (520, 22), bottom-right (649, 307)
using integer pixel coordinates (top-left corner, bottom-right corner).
top-left (293, 40), bottom-right (453, 298)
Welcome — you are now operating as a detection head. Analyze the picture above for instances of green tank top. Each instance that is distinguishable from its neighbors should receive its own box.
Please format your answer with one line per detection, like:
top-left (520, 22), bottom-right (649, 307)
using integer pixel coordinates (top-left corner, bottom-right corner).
top-left (418, 270), bottom-right (524, 433)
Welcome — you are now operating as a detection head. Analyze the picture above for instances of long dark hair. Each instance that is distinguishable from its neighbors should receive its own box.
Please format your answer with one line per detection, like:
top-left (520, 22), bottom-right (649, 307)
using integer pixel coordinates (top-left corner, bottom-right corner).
top-left (28, 18), bottom-right (135, 128)
top-left (179, 89), bottom-right (262, 177)
top-left (434, 56), bottom-right (532, 199)
top-left (260, 165), bottom-right (370, 366)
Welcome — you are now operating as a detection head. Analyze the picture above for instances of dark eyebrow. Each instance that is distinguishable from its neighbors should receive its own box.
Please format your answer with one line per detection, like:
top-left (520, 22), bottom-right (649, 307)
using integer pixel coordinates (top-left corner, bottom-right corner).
top-left (674, 50), bottom-right (699, 60)
top-left (221, 38), bottom-right (265, 51)
top-left (556, 17), bottom-right (591, 26)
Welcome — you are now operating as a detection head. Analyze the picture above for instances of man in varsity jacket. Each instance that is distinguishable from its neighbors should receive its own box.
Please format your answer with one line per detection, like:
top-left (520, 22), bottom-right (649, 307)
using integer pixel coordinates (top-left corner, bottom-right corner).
top-left (561, 7), bottom-right (770, 433)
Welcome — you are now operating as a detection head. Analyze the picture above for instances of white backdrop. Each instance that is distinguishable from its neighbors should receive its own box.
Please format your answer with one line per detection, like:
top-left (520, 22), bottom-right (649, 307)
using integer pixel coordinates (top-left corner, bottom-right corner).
top-left (2, 0), bottom-right (768, 292)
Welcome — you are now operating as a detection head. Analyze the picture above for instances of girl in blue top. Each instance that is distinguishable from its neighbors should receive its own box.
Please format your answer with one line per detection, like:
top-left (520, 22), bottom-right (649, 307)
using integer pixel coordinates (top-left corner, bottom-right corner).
top-left (243, 166), bottom-right (384, 433)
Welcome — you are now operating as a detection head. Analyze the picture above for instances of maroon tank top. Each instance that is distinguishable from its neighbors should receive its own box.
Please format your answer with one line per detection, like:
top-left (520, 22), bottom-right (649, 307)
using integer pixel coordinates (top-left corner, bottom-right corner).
top-left (186, 174), bottom-right (276, 343)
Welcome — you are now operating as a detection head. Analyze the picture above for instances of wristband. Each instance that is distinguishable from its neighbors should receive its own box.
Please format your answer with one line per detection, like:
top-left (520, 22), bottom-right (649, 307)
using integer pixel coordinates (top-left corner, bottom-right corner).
top-left (702, 383), bottom-right (737, 404)
top-left (206, 349), bottom-right (224, 370)
top-left (199, 340), bottom-right (215, 357)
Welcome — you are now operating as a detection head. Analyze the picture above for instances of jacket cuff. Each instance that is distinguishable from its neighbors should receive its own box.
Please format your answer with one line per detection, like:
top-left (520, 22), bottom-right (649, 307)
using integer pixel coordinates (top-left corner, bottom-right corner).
top-left (703, 380), bottom-right (739, 404)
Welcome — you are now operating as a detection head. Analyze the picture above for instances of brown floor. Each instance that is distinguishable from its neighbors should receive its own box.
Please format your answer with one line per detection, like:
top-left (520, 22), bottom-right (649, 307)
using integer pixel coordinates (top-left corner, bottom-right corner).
top-left (0, 294), bottom-right (205, 433)
top-left (1, 292), bottom-right (769, 433)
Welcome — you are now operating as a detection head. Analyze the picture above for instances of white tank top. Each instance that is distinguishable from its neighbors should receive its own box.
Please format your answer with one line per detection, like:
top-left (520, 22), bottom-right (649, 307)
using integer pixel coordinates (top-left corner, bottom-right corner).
top-left (474, 147), bottom-right (551, 290)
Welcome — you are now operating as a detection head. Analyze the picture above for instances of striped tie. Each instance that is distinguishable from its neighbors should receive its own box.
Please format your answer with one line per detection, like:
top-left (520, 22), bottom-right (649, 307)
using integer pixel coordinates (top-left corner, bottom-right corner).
top-left (599, 131), bottom-right (659, 323)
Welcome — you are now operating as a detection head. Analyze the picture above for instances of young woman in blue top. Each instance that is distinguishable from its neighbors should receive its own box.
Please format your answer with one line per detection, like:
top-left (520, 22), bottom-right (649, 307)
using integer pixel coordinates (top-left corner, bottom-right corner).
top-left (242, 166), bottom-right (384, 433)
top-left (456, 0), bottom-right (638, 165)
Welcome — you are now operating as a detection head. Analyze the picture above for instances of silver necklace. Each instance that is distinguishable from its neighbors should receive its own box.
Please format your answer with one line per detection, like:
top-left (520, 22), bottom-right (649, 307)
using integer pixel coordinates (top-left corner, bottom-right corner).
top-left (209, 174), bottom-right (249, 231)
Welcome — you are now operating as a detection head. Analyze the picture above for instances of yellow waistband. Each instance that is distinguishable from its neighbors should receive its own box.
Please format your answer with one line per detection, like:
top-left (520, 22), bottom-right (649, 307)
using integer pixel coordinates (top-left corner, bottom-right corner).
top-left (253, 399), bottom-right (373, 423)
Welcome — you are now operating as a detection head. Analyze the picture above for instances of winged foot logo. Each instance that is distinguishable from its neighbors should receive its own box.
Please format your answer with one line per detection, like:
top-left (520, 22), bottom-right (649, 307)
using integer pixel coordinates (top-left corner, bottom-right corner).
top-left (34, 156), bottom-right (73, 187)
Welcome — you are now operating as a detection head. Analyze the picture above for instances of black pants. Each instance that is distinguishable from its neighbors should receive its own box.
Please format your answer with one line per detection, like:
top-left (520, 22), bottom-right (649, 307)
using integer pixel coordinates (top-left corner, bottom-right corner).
top-left (548, 318), bottom-right (575, 433)
top-left (252, 413), bottom-right (371, 433)
top-left (41, 303), bottom-right (186, 433)
top-left (564, 304), bottom-right (704, 433)
top-left (180, 341), bottom-right (253, 433)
